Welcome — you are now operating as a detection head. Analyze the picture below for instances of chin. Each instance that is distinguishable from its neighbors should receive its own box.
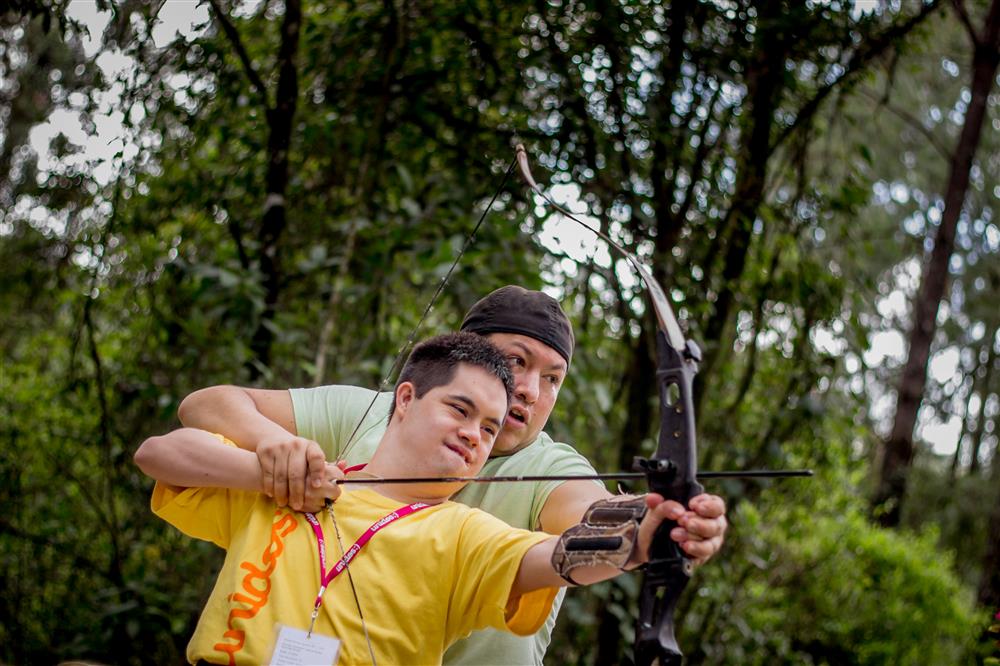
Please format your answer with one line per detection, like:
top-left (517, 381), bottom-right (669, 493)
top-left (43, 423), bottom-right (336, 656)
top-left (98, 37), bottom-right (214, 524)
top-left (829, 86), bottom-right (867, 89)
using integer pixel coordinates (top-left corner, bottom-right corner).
top-left (491, 436), bottom-right (531, 456)
top-left (433, 456), bottom-right (471, 477)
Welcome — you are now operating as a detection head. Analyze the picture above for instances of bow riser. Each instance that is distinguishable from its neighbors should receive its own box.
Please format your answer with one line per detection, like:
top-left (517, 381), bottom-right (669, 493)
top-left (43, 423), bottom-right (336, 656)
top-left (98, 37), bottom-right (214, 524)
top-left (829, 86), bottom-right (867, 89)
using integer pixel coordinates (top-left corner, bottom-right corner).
top-left (635, 560), bottom-right (685, 666)
top-left (632, 330), bottom-right (704, 666)
top-left (643, 332), bottom-right (704, 501)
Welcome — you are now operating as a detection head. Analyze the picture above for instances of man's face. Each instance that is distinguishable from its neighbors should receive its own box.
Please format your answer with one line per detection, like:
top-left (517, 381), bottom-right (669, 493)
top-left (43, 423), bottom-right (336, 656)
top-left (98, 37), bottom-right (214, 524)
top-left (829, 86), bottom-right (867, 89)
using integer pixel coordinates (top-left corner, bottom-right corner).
top-left (395, 364), bottom-right (508, 477)
top-left (486, 332), bottom-right (567, 455)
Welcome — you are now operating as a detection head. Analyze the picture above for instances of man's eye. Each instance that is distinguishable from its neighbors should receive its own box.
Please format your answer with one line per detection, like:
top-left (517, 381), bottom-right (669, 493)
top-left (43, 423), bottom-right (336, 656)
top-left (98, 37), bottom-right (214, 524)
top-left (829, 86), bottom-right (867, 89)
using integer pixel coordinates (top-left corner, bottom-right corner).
top-left (451, 404), bottom-right (467, 416)
top-left (508, 356), bottom-right (525, 368)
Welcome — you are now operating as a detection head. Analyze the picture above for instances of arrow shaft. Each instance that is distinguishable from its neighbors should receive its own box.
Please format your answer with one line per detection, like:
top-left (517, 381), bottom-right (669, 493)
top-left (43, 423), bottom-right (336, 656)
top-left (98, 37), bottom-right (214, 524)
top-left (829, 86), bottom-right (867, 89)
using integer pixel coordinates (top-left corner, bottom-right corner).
top-left (336, 469), bottom-right (813, 485)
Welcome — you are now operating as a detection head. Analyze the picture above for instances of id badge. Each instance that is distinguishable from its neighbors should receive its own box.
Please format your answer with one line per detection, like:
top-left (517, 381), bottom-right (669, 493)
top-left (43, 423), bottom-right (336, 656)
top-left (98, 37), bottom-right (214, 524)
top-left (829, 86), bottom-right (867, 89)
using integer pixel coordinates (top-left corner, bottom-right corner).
top-left (267, 623), bottom-right (342, 665)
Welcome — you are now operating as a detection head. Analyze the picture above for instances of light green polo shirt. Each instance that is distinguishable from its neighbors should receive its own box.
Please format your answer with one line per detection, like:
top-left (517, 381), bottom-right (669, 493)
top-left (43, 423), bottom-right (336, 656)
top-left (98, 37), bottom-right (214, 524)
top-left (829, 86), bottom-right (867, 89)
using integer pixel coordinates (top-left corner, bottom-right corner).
top-left (290, 384), bottom-right (600, 665)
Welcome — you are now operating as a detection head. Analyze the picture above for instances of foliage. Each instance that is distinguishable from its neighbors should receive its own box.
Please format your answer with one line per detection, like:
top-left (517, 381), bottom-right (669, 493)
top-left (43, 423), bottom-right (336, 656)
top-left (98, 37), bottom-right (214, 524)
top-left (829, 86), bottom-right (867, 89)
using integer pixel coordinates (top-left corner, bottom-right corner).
top-left (1, 0), bottom-right (998, 664)
top-left (716, 501), bottom-right (977, 664)
top-left (902, 457), bottom-right (995, 585)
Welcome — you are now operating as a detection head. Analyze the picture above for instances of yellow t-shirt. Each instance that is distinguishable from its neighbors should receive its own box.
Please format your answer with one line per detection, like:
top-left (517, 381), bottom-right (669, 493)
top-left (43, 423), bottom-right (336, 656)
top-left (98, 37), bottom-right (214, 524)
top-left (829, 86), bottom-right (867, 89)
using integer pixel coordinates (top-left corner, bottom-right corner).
top-left (291, 385), bottom-right (603, 665)
top-left (152, 483), bottom-right (558, 666)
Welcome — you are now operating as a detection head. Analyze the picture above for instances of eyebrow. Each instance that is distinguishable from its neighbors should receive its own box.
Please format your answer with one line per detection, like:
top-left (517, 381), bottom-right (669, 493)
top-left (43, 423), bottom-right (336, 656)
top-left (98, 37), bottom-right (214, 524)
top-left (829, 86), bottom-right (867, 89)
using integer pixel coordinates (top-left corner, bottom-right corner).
top-left (448, 393), bottom-right (504, 430)
top-left (508, 341), bottom-right (567, 373)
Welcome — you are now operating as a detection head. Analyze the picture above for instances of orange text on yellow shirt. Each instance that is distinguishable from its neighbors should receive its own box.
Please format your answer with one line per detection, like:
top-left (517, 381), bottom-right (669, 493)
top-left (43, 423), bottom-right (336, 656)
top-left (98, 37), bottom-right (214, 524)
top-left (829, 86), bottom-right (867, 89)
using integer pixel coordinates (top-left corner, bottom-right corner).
top-left (213, 509), bottom-right (298, 665)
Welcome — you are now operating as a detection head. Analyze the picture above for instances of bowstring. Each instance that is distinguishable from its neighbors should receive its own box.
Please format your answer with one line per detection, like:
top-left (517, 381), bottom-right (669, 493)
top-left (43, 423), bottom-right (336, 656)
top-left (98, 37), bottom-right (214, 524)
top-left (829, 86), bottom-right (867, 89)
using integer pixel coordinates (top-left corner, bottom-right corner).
top-left (327, 501), bottom-right (378, 665)
top-left (327, 154), bottom-right (518, 665)
top-left (515, 153), bottom-right (687, 351)
top-left (337, 155), bottom-right (519, 463)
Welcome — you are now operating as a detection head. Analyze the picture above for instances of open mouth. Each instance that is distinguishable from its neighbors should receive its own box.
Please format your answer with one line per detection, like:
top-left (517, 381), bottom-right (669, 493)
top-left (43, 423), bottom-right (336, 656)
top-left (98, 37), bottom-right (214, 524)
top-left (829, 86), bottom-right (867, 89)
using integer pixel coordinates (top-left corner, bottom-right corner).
top-left (507, 407), bottom-right (528, 426)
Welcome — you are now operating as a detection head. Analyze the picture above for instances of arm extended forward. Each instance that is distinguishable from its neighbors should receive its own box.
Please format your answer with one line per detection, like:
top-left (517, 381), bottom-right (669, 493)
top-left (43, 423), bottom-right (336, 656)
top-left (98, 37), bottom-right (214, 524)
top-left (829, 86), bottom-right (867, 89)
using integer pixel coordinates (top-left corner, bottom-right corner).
top-left (134, 427), bottom-right (343, 506)
top-left (511, 493), bottom-right (675, 598)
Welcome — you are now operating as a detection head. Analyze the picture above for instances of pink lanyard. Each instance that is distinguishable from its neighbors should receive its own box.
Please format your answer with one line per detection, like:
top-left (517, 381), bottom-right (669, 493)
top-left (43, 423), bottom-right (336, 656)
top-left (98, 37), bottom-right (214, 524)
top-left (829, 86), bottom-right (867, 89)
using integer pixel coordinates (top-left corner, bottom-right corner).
top-left (303, 502), bottom-right (430, 612)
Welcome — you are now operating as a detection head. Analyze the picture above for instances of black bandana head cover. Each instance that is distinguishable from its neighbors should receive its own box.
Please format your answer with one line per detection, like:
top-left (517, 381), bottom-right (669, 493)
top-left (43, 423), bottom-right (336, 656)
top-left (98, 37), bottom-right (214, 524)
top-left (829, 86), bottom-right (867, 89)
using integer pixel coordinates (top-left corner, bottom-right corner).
top-left (460, 285), bottom-right (575, 367)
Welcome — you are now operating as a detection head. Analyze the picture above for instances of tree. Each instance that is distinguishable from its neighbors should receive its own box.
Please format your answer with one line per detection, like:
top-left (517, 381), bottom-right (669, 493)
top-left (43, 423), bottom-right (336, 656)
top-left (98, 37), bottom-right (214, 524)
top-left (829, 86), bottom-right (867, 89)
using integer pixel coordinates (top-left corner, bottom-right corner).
top-left (0, 1), bottom-right (990, 662)
top-left (874, 0), bottom-right (1000, 528)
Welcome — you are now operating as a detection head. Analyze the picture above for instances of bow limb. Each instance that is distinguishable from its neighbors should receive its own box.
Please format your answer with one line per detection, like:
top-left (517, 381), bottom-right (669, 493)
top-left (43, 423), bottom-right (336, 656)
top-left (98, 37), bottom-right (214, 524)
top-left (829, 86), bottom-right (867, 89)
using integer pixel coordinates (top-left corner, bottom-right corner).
top-left (515, 145), bottom-right (686, 350)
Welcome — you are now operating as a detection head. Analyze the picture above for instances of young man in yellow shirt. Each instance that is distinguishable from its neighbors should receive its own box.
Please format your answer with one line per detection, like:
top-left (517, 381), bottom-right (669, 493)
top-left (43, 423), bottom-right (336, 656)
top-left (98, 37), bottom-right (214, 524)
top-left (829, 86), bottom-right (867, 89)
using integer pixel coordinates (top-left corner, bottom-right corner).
top-left (136, 332), bottom-right (676, 665)
top-left (178, 285), bottom-right (727, 666)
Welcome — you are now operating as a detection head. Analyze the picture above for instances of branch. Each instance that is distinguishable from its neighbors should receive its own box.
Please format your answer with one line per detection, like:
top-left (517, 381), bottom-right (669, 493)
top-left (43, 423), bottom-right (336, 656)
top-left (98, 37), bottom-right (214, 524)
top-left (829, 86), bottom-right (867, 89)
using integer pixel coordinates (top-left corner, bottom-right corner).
top-left (773, 0), bottom-right (944, 151)
top-left (675, 86), bottom-right (728, 228)
top-left (207, 0), bottom-right (271, 109)
top-left (949, 0), bottom-right (980, 44)
top-left (857, 87), bottom-right (952, 160)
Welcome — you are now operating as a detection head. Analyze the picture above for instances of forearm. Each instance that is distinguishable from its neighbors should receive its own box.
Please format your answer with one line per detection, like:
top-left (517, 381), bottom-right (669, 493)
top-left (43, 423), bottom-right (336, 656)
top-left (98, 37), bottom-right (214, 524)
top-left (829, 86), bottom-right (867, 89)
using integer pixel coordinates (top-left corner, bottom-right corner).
top-left (513, 494), bottom-right (675, 597)
top-left (134, 428), bottom-right (263, 492)
top-left (541, 483), bottom-right (728, 566)
top-left (513, 538), bottom-right (633, 595)
top-left (538, 480), bottom-right (614, 534)
top-left (177, 385), bottom-right (294, 451)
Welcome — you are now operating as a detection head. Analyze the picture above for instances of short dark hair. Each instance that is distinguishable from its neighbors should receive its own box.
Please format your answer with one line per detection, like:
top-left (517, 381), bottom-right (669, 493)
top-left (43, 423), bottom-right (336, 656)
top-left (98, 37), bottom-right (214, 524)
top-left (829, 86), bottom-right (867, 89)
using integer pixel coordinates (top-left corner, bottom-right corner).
top-left (388, 332), bottom-right (514, 418)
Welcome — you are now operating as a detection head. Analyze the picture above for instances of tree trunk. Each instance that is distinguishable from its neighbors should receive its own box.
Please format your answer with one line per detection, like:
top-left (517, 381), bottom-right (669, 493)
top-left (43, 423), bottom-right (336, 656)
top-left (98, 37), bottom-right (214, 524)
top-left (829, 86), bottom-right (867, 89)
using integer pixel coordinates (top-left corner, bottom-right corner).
top-left (951, 380), bottom-right (972, 478)
top-left (693, 2), bottom-right (941, 412)
top-left (952, 337), bottom-right (988, 478)
top-left (312, 1), bottom-right (411, 385)
top-left (693, 0), bottom-right (787, 412)
top-left (248, 0), bottom-right (302, 379)
top-left (873, 0), bottom-right (1000, 527)
top-left (979, 485), bottom-right (1000, 615)
top-left (649, 0), bottom-right (695, 258)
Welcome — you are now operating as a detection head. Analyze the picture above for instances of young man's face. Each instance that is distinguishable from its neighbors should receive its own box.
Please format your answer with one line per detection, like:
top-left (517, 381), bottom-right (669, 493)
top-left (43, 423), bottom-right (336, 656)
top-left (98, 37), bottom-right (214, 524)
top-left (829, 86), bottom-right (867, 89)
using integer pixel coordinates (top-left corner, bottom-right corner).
top-left (395, 364), bottom-right (508, 477)
top-left (486, 333), bottom-right (567, 455)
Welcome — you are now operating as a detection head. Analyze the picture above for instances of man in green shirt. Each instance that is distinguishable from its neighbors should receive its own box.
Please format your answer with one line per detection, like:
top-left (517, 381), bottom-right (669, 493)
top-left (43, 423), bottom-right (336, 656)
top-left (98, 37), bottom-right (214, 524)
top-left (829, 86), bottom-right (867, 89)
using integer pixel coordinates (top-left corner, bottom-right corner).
top-left (178, 285), bottom-right (728, 665)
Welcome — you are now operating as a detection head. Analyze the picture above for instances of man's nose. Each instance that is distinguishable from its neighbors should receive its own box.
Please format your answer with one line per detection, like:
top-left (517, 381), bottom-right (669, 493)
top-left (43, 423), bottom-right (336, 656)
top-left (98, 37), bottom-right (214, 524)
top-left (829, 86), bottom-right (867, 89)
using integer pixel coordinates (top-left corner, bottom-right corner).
top-left (516, 371), bottom-right (539, 404)
top-left (458, 423), bottom-right (480, 447)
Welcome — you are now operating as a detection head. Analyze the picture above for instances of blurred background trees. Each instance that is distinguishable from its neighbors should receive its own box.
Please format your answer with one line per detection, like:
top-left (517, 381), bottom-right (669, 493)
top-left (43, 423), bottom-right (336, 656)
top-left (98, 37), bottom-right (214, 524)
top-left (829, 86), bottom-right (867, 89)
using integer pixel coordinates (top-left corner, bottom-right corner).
top-left (1, 0), bottom-right (997, 663)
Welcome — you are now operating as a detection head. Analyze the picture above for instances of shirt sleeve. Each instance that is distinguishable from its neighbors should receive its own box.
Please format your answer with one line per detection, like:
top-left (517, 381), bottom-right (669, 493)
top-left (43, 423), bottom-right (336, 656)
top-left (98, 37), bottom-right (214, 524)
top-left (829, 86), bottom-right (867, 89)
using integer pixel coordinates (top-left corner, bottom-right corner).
top-left (149, 436), bottom-right (257, 549)
top-left (151, 483), bottom-right (257, 549)
top-left (288, 385), bottom-right (390, 459)
top-left (446, 508), bottom-right (560, 640)
top-left (527, 439), bottom-right (602, 532)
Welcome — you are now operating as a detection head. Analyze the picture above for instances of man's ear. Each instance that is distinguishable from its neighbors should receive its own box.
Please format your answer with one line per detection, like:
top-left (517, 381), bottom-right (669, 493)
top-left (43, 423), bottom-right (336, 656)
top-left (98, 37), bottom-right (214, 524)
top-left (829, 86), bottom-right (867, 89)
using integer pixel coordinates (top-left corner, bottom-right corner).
top-left (394, 381), bottom-right (417, 419)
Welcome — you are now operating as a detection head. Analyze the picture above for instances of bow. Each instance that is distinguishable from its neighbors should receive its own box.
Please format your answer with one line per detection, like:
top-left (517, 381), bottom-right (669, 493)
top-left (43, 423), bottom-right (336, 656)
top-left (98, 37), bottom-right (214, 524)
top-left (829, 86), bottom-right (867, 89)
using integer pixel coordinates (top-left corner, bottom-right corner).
top-left (337, 144), bottom-right (809, 664)
top-left (514, 144), bottom-right (700, 665)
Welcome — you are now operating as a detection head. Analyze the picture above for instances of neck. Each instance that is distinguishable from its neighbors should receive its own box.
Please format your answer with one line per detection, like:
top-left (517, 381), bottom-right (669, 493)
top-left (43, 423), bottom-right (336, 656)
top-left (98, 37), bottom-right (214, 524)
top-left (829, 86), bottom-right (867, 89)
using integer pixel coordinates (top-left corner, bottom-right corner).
top-left (360, 456), bottom-right (459, 506)
top-left (358, 482), bottom-right (453, 506)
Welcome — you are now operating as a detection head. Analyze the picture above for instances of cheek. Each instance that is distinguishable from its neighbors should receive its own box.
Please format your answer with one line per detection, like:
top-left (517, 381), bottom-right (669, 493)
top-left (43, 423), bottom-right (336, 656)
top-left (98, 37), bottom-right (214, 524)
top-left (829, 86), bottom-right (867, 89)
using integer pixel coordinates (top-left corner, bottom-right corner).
top-left (538, 388), bottom-right (559, 414)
